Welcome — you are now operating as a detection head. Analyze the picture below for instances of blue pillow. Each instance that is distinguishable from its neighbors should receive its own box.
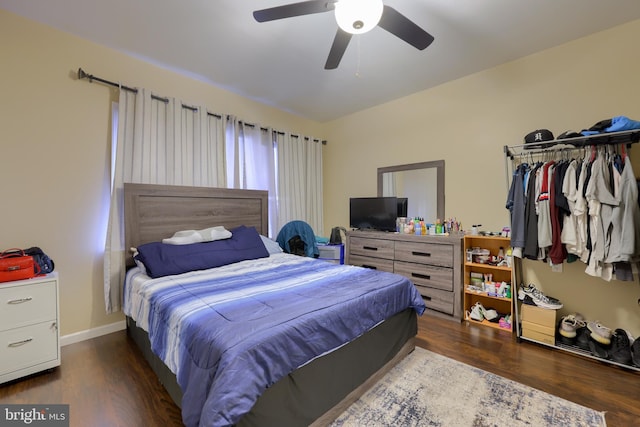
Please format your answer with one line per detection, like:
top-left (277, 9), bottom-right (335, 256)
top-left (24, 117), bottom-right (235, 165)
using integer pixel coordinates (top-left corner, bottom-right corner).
top-left (135, 225), bottom-right (270, 278)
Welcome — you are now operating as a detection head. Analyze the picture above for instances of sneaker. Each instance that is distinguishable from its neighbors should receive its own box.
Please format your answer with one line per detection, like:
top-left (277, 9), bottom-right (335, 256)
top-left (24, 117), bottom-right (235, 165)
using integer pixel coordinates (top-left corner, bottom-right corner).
top-left (483, 307), bottom-right (500, 322)
top-left (632, 338), bottom-right (640, 367)
top-left (609, 328), bottom-right (632, 365)
top-left (557, 319), bottom-right (575, 345)
top-left (558, 313), bottom-right (586, 338)
top-left (588, 338), bottom-right (610, 359)
top-left (576, 326), bottom-right (591, 350)
top-left (587, 321), bottom-right (612, 345)
top-left (468, 302), bottom-right (484, 322)
top-left (519, 294), bottom-right (536, 306)
top-left (518, 283), bottom-right (563, 309)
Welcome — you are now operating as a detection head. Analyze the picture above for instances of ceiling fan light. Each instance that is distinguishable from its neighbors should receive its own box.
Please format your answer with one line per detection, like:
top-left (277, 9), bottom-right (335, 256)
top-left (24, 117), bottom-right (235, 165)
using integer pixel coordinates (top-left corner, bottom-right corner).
top-left (334, 0), bottom-right (383, 35)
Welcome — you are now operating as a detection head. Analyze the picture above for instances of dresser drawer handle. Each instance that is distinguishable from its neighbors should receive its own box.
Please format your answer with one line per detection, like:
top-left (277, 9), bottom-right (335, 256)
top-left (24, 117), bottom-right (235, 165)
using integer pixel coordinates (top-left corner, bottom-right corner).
top-left (7, 297), bottom-right (33, 304)
top-left (362, 246), bottom-right (378, 251)
top-left (412, 273), bottom-right (431, 280)
top-left (361, 264), bottom-right (378, 270)
top-left (8, 338), bottom-right (33, 347)
top-left (412, 251), bottom-right (431, 257)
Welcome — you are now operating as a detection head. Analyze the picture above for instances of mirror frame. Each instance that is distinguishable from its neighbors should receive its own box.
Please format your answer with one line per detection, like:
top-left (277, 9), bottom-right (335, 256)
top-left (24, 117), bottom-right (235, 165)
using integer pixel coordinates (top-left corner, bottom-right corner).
top-left (377, 160), bottom-right (445, 221)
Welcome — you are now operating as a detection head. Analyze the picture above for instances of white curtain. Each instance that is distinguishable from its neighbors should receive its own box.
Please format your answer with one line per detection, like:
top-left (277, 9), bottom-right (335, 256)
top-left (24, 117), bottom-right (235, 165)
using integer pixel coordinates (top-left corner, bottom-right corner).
top-left (104, 88), bottom-right (324, 313)
top-left (104, 88), bottom-right (226, 313)
top-left (225, 118), bottom-right (278, 236)
top-left (275, 133), bottom-right (324, 235)
top-left (382, 172), bottom-right (396, 197)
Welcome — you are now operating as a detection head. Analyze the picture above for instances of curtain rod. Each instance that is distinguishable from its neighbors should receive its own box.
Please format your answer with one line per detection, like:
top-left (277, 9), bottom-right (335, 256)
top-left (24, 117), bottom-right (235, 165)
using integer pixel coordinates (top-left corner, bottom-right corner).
top-left (77, 68), bottom-right (326, 145)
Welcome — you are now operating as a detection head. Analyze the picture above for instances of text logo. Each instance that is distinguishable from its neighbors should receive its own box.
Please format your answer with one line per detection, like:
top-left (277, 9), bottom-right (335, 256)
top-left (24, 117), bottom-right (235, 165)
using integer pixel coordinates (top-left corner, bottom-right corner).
top-left (1, 405), bottom-right (69, 426)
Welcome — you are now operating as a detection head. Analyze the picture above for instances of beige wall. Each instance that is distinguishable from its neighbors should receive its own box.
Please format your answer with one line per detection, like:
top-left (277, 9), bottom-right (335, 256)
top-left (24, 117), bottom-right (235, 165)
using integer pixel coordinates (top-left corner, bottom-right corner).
top-left (3, 7), bottom-right (639, 339)
top-left (0, 10), bottom-right (323, 336)
top-left (323, 19), bottom-right (640, 336)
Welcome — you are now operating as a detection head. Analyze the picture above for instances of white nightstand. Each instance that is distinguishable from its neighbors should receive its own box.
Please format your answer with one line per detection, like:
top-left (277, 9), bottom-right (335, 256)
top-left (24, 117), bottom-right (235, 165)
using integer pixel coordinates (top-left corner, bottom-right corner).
top-left (0, 272), bottom-right (60, 384)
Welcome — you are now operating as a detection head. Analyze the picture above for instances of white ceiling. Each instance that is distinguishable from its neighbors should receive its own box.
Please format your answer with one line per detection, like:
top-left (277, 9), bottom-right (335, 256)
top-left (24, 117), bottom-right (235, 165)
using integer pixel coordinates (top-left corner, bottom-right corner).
top-left (3, 0), bottom-right (640, 122)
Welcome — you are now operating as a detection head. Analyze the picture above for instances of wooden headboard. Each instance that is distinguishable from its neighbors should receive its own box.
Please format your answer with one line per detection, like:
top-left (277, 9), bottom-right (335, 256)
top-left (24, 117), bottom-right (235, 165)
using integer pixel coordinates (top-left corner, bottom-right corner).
top-left (124, 183), bottom-right (269, 267)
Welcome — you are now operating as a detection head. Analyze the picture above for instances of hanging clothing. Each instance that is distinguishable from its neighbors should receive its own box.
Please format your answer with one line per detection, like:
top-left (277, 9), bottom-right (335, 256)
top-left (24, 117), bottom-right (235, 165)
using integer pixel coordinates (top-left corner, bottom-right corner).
top-left (506, 163), bottom-right (528, 255)
top-left (505, 142), bottom-right (639, 282)
top-left (523, 162), bottom-right (543, 260)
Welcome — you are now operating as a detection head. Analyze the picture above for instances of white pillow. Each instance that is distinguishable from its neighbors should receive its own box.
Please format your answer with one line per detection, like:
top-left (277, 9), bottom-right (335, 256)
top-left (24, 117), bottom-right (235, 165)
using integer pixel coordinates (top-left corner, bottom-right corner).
top-left (260, 235), bottom-right (283, 255)
top-left (162, 226), bottom-right (232, 245)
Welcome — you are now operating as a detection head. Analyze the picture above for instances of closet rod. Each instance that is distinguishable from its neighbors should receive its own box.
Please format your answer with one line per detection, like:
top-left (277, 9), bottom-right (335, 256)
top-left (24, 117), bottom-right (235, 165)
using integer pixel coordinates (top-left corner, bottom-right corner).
top-left (503, 129), bottom-right (640, 160)
top-left (77, 68), bottom-right (327, 144)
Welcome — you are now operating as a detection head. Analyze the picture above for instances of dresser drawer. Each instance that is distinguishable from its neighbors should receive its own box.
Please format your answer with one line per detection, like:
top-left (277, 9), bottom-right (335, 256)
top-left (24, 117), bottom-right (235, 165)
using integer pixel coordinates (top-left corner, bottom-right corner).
top-left (348, 254), bottom-right (394, 273)
top-left (349, 237), bottom-right (395, 260)
top-left (0, 280), bottom-right (57, 331)
top-left (0, 321), bottom-right (59, 376)
top-left (394, 241), bottom-right (453, 267)
top-left (415, 286), bottom-right (454, 315)
top-left (394, 261), bottom-right (453, 291)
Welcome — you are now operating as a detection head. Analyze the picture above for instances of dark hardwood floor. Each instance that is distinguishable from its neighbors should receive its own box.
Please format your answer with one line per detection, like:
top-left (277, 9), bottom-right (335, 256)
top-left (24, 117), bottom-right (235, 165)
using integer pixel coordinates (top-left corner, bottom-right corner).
top-left (1, 313), bottom-right (637, 426)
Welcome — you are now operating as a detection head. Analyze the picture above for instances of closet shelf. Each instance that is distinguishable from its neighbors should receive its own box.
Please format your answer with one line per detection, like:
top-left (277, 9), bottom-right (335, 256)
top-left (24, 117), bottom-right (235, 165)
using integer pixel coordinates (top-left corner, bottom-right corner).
top-left (503, 129), bottom-right (640, 159)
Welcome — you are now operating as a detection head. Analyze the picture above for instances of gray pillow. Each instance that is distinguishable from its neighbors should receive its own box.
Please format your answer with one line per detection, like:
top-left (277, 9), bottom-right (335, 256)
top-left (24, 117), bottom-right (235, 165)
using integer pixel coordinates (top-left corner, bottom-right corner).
top-left (260, 235), bottom-right (283, 254)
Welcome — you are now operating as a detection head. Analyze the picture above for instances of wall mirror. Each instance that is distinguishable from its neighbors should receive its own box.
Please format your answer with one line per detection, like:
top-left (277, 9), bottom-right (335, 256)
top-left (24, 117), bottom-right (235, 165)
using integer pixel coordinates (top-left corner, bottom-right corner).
top-left (377, 160), bottom-right (445, 222)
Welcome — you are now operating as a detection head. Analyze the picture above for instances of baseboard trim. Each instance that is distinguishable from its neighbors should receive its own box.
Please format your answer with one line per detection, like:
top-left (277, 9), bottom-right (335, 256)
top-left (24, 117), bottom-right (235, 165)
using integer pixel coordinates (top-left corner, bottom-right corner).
top-left (60, 320), bottom-right (126, 347)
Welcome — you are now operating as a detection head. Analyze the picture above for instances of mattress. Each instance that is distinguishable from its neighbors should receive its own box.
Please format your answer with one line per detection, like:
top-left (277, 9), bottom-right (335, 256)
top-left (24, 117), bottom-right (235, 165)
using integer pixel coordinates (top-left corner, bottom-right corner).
top-left (124, 253), bottom-right (426, 426)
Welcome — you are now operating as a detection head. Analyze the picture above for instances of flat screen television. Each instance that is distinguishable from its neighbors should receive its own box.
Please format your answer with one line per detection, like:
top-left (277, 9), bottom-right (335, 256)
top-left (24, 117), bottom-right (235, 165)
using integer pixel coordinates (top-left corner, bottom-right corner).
top-left (349, 196), bottom-right (398, 232)
top-left (397, 197), bottom-right (408, 218)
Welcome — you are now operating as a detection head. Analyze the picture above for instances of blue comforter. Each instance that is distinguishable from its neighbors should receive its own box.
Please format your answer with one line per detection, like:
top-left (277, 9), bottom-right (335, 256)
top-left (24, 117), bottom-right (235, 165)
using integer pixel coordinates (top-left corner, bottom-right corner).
top-left (124, 253), bottom-right (425, 427)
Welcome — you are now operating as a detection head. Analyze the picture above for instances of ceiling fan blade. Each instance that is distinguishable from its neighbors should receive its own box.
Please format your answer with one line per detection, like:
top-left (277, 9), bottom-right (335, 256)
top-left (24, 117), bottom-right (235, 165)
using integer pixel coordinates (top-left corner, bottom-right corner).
top-left (253, 0), bottom-right (335, 22)
top-left (325, 29), bottom-right (352, 70)
top-left (377, 5), bottom-right (434, 50)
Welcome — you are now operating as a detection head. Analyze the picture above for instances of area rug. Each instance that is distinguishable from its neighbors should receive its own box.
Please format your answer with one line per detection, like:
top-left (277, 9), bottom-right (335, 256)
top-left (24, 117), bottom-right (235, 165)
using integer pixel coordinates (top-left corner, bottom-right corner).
top-left (330, 347), bottom-right (606, 427)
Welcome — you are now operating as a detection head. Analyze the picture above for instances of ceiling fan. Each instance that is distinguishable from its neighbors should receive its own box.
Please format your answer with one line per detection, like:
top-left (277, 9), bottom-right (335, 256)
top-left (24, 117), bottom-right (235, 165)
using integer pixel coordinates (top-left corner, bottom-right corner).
top-left (253, 0), bottom-right (434, 70)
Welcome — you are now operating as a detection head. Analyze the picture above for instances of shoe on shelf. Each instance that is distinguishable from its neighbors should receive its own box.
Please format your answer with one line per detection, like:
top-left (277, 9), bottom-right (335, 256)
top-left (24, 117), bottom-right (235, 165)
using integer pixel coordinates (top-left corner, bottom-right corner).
top-left (587, 321), bottom-right (612, 345)
top-left (558, 313), bottom-right (586, 338)
top-left (483, 307), bottom-right (500, 322)
top-left (556, 319), bottom-right (575, 345)
top-left (518, 283), bottom-right (563, 310)
top-left (519, 294), bottom-right (536, 306)
top-left (609, 328), bottom-right (633, 365)
top-left (588, 338), bottom-right (610, 359)
top-left (468, 302), bottom-right (485, 322)
top-left (576, 326), bottom-right (591, 350)
top-left (632, 338), bottom-right (640, 367)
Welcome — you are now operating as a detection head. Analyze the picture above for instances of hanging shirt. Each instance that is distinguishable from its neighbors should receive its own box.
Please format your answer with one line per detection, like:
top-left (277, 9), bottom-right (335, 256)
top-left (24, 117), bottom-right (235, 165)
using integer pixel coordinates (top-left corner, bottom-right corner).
top-left (537, 161), bottom-right (555, 251)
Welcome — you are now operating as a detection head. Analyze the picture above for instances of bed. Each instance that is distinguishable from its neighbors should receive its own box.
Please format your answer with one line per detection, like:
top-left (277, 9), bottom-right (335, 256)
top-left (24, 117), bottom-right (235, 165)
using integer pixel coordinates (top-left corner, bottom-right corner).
top-left (122, 183), bottom-right (426, 427)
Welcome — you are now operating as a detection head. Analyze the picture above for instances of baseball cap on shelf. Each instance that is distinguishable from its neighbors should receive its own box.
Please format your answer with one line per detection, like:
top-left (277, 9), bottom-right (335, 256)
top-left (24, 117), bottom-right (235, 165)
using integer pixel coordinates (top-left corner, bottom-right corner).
top-left (557, 130), bottom-right (582, 139)
top-left (524, 129), bottom-right (554, 149)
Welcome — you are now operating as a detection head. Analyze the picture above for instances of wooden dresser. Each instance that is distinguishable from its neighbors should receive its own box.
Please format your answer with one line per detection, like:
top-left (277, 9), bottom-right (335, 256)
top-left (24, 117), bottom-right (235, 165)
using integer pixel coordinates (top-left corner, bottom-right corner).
top-left (346, 230), bottom-right (463, 321)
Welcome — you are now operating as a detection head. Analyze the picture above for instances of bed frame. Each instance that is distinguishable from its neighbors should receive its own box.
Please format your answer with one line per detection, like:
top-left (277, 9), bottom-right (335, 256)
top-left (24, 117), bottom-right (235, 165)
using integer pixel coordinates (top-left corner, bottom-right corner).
top-left (123, 183), bottom-right (417, 426)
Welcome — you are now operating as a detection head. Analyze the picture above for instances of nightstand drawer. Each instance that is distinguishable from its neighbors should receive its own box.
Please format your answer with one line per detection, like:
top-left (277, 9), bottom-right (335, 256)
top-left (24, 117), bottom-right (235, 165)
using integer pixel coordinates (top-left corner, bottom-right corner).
top-left (0, 321), bottom-right (59, 376)
top-left (394, 241), bottom-right (453, 267)
top-left (348, 237), bottom-right (395, 260)
top-left (348, 254), bottom-right (394, 272)
top-left (415, 286), bottom-right (454, 315)
top-left (0, 280), bottom-right (57, 331)
top-left (394, 261), bottom-right (453, 291)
